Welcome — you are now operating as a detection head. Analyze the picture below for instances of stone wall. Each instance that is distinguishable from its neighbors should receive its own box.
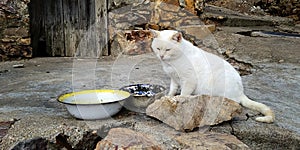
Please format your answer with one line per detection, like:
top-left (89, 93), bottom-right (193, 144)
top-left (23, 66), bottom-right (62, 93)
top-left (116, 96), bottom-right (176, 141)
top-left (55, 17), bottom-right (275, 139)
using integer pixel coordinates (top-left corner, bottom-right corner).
top-left (207, 0), bottom-right (300, 22)
top-left (0, 0), bottom-right (31, 61)
top-left (0, 0), bottom-right (206, 60)
top-left (263, 0), bottom-right (300, 21)
top-left (108, 0), bottom-right (208, 56)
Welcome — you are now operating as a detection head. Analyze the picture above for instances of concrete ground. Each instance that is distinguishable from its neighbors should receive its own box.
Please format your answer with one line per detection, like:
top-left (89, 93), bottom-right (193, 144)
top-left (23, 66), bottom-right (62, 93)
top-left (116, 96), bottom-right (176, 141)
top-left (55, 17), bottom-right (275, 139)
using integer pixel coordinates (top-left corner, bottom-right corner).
top-left (0, 26), bottom-right (299, 149)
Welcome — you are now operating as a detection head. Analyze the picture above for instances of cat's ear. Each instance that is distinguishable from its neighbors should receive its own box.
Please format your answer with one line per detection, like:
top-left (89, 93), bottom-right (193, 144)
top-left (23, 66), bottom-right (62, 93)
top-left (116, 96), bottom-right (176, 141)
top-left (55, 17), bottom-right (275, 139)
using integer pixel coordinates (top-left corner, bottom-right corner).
top-left (150, 29), bottom-right (160, 38)
top-left (172, 32), bottom-right (182, 43)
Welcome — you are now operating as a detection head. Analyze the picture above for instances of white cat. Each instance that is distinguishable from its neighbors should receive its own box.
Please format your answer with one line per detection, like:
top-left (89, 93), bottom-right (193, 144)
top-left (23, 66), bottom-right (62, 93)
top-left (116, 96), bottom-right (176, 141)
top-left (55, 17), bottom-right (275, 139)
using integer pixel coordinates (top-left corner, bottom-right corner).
top-left (151, 29), bottom-right (274, 123)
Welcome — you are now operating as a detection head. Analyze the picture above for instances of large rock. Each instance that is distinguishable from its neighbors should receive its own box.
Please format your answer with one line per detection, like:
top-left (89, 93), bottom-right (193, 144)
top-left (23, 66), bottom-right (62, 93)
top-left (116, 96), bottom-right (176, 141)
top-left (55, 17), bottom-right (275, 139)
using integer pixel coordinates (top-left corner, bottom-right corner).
top-left (146, 95), bottom-right (242, 131)
top-left (95, 128), bottom-right (162, 150)
top-left (176, 132), bottom-right (250, 150)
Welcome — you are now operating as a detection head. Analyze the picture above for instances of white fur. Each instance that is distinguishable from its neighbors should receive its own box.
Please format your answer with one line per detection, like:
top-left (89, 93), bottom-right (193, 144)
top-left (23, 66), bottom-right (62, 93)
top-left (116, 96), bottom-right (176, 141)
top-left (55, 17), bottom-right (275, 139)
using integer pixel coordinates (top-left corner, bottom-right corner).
top-left (151, 30), bottom-right (274, 123)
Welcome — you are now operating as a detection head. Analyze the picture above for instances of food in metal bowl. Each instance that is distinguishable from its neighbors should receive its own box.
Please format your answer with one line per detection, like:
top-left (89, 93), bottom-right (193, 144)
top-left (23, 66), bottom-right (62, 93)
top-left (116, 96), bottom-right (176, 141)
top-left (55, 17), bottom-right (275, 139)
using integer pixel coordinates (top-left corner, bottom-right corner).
top-left (120, 84), bottom-right (166, 113)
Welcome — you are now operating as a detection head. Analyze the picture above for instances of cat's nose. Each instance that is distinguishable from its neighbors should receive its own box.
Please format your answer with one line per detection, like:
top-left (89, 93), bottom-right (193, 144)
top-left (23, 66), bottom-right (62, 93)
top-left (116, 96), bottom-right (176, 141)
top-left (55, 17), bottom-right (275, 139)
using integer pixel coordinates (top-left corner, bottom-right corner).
top-left (160, 55), bottom-right (164, 59)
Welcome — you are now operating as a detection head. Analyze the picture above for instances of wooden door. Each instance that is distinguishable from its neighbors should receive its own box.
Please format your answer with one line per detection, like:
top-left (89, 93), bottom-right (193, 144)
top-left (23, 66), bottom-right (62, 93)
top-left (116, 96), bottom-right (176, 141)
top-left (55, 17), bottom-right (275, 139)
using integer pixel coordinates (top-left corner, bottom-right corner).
top-left (29, 0), bottom-right (108, 57)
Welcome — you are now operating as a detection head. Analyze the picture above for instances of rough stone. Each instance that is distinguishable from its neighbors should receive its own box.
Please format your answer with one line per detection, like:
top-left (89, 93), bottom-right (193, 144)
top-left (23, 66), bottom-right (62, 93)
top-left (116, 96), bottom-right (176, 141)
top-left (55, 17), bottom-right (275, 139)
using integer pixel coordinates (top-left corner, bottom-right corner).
top-left (0, 0), bottom-right (31, 61)
top-left (111, 30), bottom-right (153, 56)
top-left (4, 45), bottom-right (32, 58)
top-left (179, 24), bottom-right (216, 40)
top-left (176, 132), bottom-right (250, 150)
top-left (17, 38), bottom-right (31, 46)
top-left (146, 95), bottom-right (242, 131)
top-left (201, 5), bottom-right (294, 27)
top-left (207, 0), bottom-right (300, 22)
top-left (73, 131), bottom-right (102, 150)
top-left (1, 38), bottom-right (16, 43)
top-left (108, 0), bottom-right (210, 57)
top-left (262, 0), bottom-right (300, 21)
top-left (9, 130), bottom-right (102, 150)
top-left (95, 128), bottom-right (162, 150)
top-left (156, 0), bottom-right (205, 14)
top-left (10, 137), bottom-right (48, 150)
top-left (3, 27), bottom-right (29, 37)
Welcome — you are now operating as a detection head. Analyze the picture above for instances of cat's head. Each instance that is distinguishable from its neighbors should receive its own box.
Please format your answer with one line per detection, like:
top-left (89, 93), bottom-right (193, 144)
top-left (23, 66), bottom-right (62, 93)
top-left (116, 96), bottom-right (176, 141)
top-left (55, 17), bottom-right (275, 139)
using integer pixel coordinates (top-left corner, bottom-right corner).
top-left (150, 30), bottom-right (183, 61)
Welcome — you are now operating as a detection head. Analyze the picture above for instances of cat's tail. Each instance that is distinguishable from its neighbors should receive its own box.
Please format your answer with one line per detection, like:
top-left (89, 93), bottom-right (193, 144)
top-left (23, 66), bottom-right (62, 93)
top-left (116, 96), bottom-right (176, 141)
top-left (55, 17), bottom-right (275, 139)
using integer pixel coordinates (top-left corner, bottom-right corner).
top-left (240, 94), bottom-right (275, 123)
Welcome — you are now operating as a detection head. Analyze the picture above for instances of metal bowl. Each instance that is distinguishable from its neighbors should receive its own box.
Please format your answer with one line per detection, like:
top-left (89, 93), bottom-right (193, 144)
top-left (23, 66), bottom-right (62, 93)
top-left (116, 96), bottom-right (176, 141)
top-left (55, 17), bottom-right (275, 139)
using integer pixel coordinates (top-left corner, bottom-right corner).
top-left (57, 89), bottom-right (130, 120)
top-left (120, 84), bottom-right (166, 113)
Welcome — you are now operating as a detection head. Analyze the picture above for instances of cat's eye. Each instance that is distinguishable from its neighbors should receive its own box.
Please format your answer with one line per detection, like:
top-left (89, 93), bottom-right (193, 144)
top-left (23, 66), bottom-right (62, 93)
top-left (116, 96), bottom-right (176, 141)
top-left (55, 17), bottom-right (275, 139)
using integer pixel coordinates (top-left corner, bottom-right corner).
top-left (166, 49), bottom-right (171, 51)
top-left (157, 48), bottom-right (161, 50)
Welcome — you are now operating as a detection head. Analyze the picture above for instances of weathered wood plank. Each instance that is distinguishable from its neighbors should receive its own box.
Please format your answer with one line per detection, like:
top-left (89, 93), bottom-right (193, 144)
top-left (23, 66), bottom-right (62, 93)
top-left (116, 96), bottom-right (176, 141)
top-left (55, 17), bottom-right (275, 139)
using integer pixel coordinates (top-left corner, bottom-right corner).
top-left (63, 0), bottom-right (77, 57)
top-left (63, 0), bottom-right (102, 57)
top-left (29, 0), bottom-right (45, 56)
top-left (30, 0), bottom-right (109, 57)
top-left (85, 0), bottom-right (99, 57)
top-left (44, 0), bottom-right (65, 56)
top-left (95, 0), bottom-right (109, 56)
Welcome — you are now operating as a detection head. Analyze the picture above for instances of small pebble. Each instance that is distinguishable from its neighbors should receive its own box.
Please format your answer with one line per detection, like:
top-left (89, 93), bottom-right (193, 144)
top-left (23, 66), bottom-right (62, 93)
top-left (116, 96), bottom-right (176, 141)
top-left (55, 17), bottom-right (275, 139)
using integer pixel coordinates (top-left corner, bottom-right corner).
top-left (279, 59), bottom-right (284, 63)
top-left (13, 64), bottom-right (24, 68)
top-left (217, 16), bottom-right (224, 19)
top-left (92, 130), bottom-right (97, 134)
top-left (9, 118), bottom-right (14, 122)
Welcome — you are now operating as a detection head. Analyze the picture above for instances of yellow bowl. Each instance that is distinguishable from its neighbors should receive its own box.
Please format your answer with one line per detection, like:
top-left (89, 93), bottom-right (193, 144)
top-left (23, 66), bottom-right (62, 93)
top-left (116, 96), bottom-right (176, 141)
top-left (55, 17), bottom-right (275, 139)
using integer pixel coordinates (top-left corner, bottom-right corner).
top-left (57, 89), bottom-right (130, 120)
